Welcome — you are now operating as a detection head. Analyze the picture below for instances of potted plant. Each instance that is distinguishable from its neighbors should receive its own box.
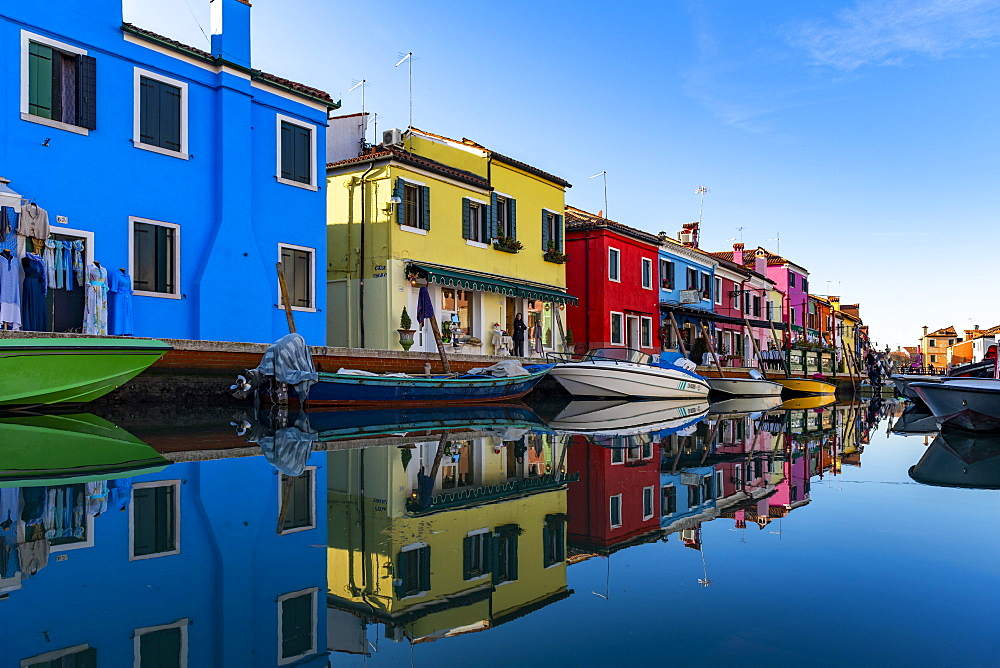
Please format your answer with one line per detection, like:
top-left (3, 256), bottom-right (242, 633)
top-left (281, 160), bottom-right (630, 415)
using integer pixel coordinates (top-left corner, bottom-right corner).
top-left (543, 242), bottom-right (569, 264)
top-left (440, 321), bottom-right (452, 344)
top-left (397, 307), bottom-right (416, 351)
top-left (493, 235), bottom-right (523, 253)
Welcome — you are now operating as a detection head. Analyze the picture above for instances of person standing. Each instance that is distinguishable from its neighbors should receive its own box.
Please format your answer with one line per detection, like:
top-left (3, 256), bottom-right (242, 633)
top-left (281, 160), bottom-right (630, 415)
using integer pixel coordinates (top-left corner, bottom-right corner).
top-left (512, 313), bottom-right (528, 357)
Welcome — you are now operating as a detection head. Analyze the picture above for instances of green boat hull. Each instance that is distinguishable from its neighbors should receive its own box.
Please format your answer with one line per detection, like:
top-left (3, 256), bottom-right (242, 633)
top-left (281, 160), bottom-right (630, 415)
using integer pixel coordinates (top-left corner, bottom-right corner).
top-left (0, 413), bottom-right (169, 487)
top-left (0, 338), bottom-right (170, 406)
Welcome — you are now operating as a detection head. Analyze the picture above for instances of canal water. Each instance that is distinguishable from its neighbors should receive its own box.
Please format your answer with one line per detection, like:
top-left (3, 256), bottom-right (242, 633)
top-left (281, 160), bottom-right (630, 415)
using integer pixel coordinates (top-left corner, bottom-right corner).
top-left (2, 398), bottom-right (998, 667)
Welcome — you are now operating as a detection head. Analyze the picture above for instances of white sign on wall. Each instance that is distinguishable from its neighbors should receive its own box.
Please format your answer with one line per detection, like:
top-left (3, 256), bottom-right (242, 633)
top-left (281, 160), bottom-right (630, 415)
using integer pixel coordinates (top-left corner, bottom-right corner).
top-left (680, 289), bottom-right (701, 304)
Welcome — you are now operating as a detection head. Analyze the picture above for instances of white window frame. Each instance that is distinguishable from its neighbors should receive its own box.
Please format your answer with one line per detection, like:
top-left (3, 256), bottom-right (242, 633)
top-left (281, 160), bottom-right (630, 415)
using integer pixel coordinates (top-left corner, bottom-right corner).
top-left (129, 216), bottom-right (181, 299)
top-left (716, 470), bottom-right (725, 499)
top-left (610, 447), bottom-right (624, 465)
top-left (465, 196), bottom-right (490, 246)
top-left (642, 486), bottom-right (655, 520)
top-left (277, 243), bottom-right (317, 312)
top-left (641, 257), bottom-right (653, 290)
top-left (661, 484), bottom-right (676, 517)
top-left (609, 311), bottom-right (624, 346)
top-left (277, 588), bottom-right (318, 666)
top-left (608, 247), bottom-right (621, 282)
top-left (20, 30), bottom-right (90, 136)
top-left (277, 466), bottom-right (317, 534)
top-left (133, 618), bottom-right (189, 668)
top-left (129, 480), bottom-right (181, 561)
top-left (133, 67), bottom-right (190, 159)
top-left (21, 644), bottom-right (91, 668)
top-left (714, 277), bottom-right (722, 305)
top-left (398, 541), bottom-right (430, 599)
top-left (640, 316), bottom-right (653, 348)
top-left (275, 113), bottom-right (319, 191)
top-left (701, 272), bottom-right (711, 300)
top-left (465, 527), bottom-right (491, 582)
top-left (609, 494), bottom-right (623, 528)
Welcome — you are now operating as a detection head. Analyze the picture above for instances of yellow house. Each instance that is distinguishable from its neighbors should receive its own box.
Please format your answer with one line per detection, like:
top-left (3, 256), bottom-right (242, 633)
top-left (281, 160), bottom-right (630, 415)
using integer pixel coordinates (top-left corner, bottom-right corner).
top-left (829, 297), bottom-right (863, 374)
top-left (326, 126), bottom-right (575, 353)
top-left (326, 432), bottom-right (575, 644)
top-left (920, 325), bottom-right (958, 372)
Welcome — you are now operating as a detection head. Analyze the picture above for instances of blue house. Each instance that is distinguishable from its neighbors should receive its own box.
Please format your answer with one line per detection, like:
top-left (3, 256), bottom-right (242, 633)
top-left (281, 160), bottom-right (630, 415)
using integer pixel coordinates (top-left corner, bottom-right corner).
top-left (656, 223), bottom-right (718, 362)
top-left (0, 0), bottom-right (337, 343)
top-left (0, 453), bottom-right (330, 667)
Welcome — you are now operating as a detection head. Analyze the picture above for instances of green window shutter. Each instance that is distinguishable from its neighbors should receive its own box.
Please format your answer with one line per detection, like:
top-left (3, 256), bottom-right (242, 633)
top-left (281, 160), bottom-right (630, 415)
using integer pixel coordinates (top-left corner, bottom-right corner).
top-left (394, 178), bottom-right (404, 226)
top-left (509, 198), bottom-right (517, 240)
top-left (28, 42), bottom-right (54, 119)
top-left (154, 485), bottom-right (176, 553)
top-left (280, 121), bottom-right (295, 179)
top-left (159, 83), bottom-right (182, 152)
top-left (484, 532), bottom-right (495, 575)
top-left (462, 535), bottom-right (473, 580)
top-left (509, 533), bottom-right (519, 581)
top-left (393, 550), bottom-right (408, 598)
top-left (556, 214), bottom-right (564, 252)
top-left (139, 77), bottom-right (159, 146)
top-left (541, 211), bottom-right (550, 251)
top-left (542, 524), bottom-right (551, 567)
top-left (76, 54), bottom-right (97, 130)
top-left (281, 594), bottom-right (314, 659)
top-left (140, 627), bottom-right (182, 668)
top-left (133, 222), bottom-right (153, 292)
top-left (492, 534), bottom-right (501, 585)
top-left (420, 185), bottom-right (430, 230)
top-left (155, 225), bottom-right (175, 294)
top-left (132, 486), bottom-right (155, 556)
top-left (294, 124), bottom-right (311, 183)
top-left (461, 198), bottom-right (471, 240)
top-left (490, 192), bottom-right (498, 239)
top-left (419, 546), bottom-right (432, 591)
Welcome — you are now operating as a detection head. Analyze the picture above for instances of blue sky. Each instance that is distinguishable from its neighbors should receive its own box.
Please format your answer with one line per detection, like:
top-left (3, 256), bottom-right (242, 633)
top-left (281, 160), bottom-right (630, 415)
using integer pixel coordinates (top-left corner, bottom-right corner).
top-left (125, 0), bottom-right (1000, 350)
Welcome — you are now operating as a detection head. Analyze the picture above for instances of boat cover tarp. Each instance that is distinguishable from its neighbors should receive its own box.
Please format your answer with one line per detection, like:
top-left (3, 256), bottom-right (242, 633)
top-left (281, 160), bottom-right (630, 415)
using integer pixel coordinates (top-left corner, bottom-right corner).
top-left (256, 333), bottom-right (319, 401)
top-left (466, 360), bottom-right (529, 377)
top-left (249, 412), bottom-right (318, 477)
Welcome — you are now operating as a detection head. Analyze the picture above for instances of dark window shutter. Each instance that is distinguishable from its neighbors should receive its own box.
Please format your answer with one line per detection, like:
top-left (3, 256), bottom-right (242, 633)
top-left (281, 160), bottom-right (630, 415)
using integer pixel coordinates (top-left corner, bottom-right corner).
top-left (556, 214), bottom-right (564, 252)
top-left (132, 487), bottom-right (155, 555)
top-left (420, 185), bottom-right (430, 230)
top-left (509, 198), bottom-right (517, 240)
top-left (393, 550), bottom-right (408, 598)
top-left (154, 485), bottom-right (175, 553)
top-left (280, 121), bottom-right (295, 179)
top-left (140, 627), bottom-right (182, 668)
top-left (160, 83), bottom-right (182, 152)
top-left (542, 523), bottom-right (551, 567)
top-left (509, 533), bottom-right (519, 581)
top-left (155, 225), bottom-right (175, 293)
top-left (281, 594), bottom-right (313, 659)
top-left (490, 192), bottom-right (498, 238)
top-left (294, 250), bottom-right (311, 306)
top-left (133, 222), bottom-right (153, 291)
top-left (461, 198), bottom-right (471, 240)
top-left (76, 54), bottom-right (97, 129)
top-left (28, 42), bottom-right (55, 119)
top-left (394, 178), bottom-right (404, 226)
top-left (139, 77), bottom-right (159, 146)
top-left (541, 211), bottom-right (550, 251)
top-left (462, 535), bottom-right (473, 580)
top-left (419, 546), bottom-right (431, 591)
top-left (294, 124), bottom-right (311, 183)
top-left (484, 532), bottom-right (495, 575)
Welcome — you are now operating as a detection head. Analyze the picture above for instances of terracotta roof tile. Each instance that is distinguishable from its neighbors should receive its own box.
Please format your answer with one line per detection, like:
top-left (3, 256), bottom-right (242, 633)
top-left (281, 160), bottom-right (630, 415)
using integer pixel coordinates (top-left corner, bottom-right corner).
top-left (564, 206), bottom-right (659, 244)
top-left (326, 148), bottom-right (490, 189)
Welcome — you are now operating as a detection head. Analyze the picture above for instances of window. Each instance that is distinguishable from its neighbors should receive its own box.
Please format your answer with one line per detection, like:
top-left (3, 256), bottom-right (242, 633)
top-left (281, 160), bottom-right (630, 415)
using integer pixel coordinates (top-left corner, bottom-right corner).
top-left (395, 544), bottom-right (431, 598)
top-left (396, 179), bottom-right (430, 230)
top-left (788, 271), bottom-right (796, 287)
top-left (22, 32), bottom-right (96, 133)
top-left (494, 525), bottom-right (520, 584)
top-left (609, 494), bottom-right (623, 528)
top-left (610, 447), bottom-right (624, 464)
top-left (766, 300), bottom-right (773, 320)
top-left (542, 515), bottom-right (566, 567)
top-left (463, 529), bottom-right (492, 580)
top-left (731, 287), bottom-right (739, 310)
top-left (441, 288), bottom-right (473, 340)
top-left (790, 307), bottom-right (796, 326)
top-left (134, 69), bottom-right (188, 158)
top-left (791, 486), bottom-right (799, 502)
top-left (130, 481), bottom-right (180, 559)
top-left (802, 278), bottom-right (808, 293)
top-left (753, 295), bottom-right (761, 317)
top-left (642, 486), bottom-right (654, 520)
top-left (542, 210), bottom-right (563, 253)
top-left (276, 115), bottom-right (317, 188)
top-left (688, 484), bottom-right (702, 507)
top-left (641, 441), bottom-right (653, 459)
top-left (700, 272), bottom-right (711, 300)
top-left (22, 645), bottom-right (96, 668)
top-left (278, 589), bottom-right (318, 665)
top-left (608, 248), bottom-right (621, 282)
top-left (134, 619), bottom-right (188, 668)
top-left (929, 340), bottom-right (936, 347)
top-left (495, 195), bottom-right (516, 238)
top-left (930, 354), bottom-right (937, 363)
top-left (703, 475), bottom-right (713, 501)
top-left (715, 470), bottom-right (725, 499)
top-left (278, 468), bottom-right (315, 534)
top-left (659, 258), bottom-right (673, 289)
top-left (131, 218), bottom-right (179, 298)
top-left (610, 312), bottom-right (624, 345)
top-left (686, 267), bottom-right (697, 290)
top-left (640, 316), bottom-right (652, 348)
top-left (463, 199), bottom-right (488, 243)
top-left (278, 244), bottom-right (315, 311)
top-left (641, 257), bottom-right (652, 289)
top-left (661, 485), bottom-right (677, 516)
top-left (714, 277), bottom-right (722, 304)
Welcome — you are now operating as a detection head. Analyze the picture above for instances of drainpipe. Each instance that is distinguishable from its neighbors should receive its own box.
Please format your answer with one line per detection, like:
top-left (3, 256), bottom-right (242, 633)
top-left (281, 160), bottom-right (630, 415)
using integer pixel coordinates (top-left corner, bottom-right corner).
top-left (358, 161), bottom-right (378, 349)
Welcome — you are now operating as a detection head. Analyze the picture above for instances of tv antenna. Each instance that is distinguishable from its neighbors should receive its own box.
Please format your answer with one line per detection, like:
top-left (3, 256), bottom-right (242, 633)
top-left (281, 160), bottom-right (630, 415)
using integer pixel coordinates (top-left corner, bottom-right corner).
top-left (766, 232), bottom-right (781, 255)
top-left (726, 226), bottom-right (745, 244)
top-left (395, 52), bottom-right (414, 130)
top-left (589, 171), bottom-right (608, 218)
top-left (695, 185), bottom-right (710, 223)
top-left (348, 79), bottom-right (368, 145)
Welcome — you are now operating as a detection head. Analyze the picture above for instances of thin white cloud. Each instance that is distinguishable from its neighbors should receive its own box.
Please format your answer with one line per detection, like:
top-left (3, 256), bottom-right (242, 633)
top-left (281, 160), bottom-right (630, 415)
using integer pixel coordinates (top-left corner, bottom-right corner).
top-left (789, 0), bottom-right (1000, 70)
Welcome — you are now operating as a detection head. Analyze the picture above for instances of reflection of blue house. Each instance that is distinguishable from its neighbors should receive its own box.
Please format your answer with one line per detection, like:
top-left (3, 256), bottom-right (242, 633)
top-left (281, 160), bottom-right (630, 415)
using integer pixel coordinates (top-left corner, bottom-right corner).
top-left (0, 0), bottom-right (337, 343)
top-left (0, 454), bottom-right (328, 668)
top-left (659, 465), bottom-right (717, 532)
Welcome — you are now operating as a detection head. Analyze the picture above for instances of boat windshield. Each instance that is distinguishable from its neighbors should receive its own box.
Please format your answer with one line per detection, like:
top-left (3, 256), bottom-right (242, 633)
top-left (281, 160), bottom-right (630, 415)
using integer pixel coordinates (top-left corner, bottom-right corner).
top-left (583, 348), bottom-right (652, 365)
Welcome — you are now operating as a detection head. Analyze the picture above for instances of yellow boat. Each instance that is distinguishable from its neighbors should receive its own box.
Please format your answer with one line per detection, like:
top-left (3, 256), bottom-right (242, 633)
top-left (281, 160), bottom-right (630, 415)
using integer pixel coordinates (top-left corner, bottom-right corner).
top-left (774, 377), bottom-right (837, 397)
top-left (778, 395), bottom-right (837, 410)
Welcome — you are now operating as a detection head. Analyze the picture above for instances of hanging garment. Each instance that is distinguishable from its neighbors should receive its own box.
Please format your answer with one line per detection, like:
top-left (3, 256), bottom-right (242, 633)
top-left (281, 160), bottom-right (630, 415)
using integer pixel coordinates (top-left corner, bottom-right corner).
top-left (72, 240), bottom-right (84, 287)
top-left (0, 206), bottom-right (17, 242)
top-left (17, 538), bottom-right (49, 577)
top-left (20, 487), bottom-right (46, 525)
top-left (108, 269), bottom-right (134, 336)
top-left (85, 481), bottom-right (107, 517)
top-left (107, 478), bottom-right (132, 511)
top-left (31, 238), bottom-right (44, 254)
top-left (21, 253), bottom-right (47, 332)
top-left (44, 238), bottom-right (58, 288)
top-left (0, 252), bottom-right (22, 330)
top-left (83, 263), bottom-right (109, 335)
top-left (61, 241), bottom-right (73, 291)
top-left (18, 203), bottom-right (50, 241)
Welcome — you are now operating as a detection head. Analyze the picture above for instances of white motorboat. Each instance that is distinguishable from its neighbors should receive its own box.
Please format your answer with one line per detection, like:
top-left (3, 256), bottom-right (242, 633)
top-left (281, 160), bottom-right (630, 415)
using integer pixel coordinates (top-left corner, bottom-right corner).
top-left (707, 395), bottom-right (784, 416)
top-left (548, 348), bottom-right (710, 399)
top-left (547, 398), bottom-right (710, 435)
top-left (911, 378), bottom-right (1000, 432)
top-left (707, 370), bottom-right (784, 398)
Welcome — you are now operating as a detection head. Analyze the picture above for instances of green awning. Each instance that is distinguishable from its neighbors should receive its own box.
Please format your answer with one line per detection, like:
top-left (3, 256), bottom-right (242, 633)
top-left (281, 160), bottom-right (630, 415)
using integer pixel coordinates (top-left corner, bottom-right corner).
top-left (407, 263), bottom-right (577, 305)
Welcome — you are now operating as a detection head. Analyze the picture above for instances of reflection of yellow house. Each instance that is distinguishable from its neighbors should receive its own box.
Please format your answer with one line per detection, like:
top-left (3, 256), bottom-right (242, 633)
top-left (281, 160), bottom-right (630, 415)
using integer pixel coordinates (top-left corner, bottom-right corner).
top-left (829, 297), bottom-right (863, 373)
top-left (327, 433), bottom-right (574, 644)
top-left (326, 126), bottom-right (575, 353)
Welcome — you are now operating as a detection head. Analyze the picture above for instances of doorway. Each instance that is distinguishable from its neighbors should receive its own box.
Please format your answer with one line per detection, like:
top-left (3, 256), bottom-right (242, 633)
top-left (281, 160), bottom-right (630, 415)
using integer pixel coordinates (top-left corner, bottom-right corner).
top-left (46, 229), bottom-right (93, 333)
top-left (626, 315), bottom-right (641, 350)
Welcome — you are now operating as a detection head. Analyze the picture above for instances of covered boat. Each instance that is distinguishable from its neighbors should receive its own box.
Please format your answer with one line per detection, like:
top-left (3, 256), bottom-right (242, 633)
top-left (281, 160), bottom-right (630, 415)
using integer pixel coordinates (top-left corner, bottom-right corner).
top-left (0, 337), bottom-right (170, 406)
top-left (547, 348), bottom-right (710, 399)
top-left (911, 378), bottom-right (1000, 432)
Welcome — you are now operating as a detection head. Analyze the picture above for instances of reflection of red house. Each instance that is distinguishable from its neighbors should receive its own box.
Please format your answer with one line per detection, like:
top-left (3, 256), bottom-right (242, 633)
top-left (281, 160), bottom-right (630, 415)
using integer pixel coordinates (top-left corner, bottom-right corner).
top-left (567, 436), bottom-right (661, 551)
top-left (564, 207), bottom-right (661, 353)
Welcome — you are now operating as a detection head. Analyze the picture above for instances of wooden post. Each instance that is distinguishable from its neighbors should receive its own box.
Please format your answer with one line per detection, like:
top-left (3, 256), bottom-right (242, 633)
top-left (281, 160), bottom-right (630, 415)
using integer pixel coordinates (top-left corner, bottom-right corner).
top-left (276, 262), bottom-right (296, 334)
top-left (700, 321), bottom-right (726, 377)
top-left (767, 319), bottom-right (791, 378)
top-left (744, 317), bottom-right (766, 373)
top-left (428, 317), bottom-right (452, 374)
top-left (668, 312), bottom-right (689, 358)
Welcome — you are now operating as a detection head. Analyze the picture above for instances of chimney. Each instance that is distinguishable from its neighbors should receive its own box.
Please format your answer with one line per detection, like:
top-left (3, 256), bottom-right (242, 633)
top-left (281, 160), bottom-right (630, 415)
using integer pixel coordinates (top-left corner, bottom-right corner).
top-left (211, 0), bottom-right (252, 68)
top-left (733, 242), bottom-right (744, 266)
top-left (679, 222), bottom-right (700, 248)
top-left (922, 326), bottom-right (928, 337)
top-left (754, 248), bottom-right (766, 274)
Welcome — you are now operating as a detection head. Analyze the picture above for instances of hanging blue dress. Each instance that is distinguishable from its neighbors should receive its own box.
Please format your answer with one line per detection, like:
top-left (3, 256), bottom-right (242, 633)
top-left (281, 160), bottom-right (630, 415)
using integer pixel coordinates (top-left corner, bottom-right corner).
top-left (20, 253), bottom-right (47, 332)
top-left (108, 269), bottom-right (134, 336)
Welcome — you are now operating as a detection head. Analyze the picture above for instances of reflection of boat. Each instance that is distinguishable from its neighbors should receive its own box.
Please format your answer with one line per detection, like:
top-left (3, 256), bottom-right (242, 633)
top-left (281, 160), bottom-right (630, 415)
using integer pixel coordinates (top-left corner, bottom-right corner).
top-left (708, 395), bottom-right (783, 415)
top-left (908, 429), bottom-right (1000, 489)
top-left (0, 337), bottom-right (170, 406)
top-left (777, 395), bottom-right (837, 410)
top-left (891, 374), bottom-right (941, 401)
top-left (891, 404), bottom-right (939, 436)
top-left (546, 399), bottom-right (709, 435)
top-left (706, 375), bottom-right (784, 398)
top-left (548, 348), bottom-right (710, 399)
top-left (911, 378), bottom-right (1000, 432)
top-left (774, 377), bottom-right (837, 397)
top-left (305, 404), bottom-right (547, 440)
top-left (0, 413), bottom-right (169, 486)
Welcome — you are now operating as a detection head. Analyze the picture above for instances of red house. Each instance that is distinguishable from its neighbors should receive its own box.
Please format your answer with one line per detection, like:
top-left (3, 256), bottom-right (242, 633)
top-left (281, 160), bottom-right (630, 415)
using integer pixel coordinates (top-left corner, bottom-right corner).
top-left (565, 207), bottom-right (661, 353)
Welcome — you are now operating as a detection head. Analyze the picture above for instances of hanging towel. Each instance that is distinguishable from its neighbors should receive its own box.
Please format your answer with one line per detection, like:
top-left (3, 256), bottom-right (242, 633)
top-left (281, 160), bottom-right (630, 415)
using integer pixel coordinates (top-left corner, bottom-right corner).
top-left (72, 240), bottom-right (84, 286)
top-left (61, 241), bottom-right (74, 291)
top-left (44, 238), bottom-right (57, 288)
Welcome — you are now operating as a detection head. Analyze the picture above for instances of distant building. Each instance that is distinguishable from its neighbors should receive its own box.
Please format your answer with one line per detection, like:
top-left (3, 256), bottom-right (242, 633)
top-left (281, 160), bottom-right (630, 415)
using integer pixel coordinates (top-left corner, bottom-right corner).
top-left (920, 325), bottom-right (958, 372)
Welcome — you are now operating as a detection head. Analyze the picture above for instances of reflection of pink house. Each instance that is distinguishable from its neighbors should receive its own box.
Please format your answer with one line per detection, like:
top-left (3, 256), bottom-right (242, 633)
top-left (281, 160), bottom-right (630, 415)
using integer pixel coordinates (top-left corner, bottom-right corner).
top-left (712, 415), bottom-right (779, 525)
top-left (567, 436), bottom-right (661, 551)
top-left (769, 448), bottom-right (811, 515)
